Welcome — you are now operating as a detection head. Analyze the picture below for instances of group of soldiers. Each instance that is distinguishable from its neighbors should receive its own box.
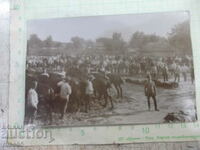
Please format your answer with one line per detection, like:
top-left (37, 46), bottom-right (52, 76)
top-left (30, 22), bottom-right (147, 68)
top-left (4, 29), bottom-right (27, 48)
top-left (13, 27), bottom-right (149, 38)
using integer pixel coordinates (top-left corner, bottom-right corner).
top-left (26, 54), bottom-right (195, 124)
top-left (27, 54), bottom-right (194, 83)
top-left (26, 73), bottom-right (96, 124)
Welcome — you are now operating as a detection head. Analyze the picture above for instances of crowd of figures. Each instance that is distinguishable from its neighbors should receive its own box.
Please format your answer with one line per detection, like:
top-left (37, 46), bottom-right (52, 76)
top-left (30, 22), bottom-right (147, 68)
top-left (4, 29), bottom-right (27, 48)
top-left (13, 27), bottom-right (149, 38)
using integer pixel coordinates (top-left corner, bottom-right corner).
top-left (25, 54), bottom-right (195, 125)
top-left (27, 54), bottom-right (194, 83)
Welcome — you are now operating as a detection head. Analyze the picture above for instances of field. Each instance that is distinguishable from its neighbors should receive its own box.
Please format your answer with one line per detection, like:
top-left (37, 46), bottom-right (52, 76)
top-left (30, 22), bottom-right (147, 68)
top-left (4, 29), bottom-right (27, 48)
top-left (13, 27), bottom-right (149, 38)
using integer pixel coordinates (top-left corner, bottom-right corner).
top-left (30, 75), bottom-right (196, 127)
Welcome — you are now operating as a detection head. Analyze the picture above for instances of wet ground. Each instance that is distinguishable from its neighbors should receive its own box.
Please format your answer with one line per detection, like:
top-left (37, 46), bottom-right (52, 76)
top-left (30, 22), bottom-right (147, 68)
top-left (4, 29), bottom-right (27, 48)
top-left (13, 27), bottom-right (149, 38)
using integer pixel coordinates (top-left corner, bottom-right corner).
top-left (31, 76), bottom-right (196, 127)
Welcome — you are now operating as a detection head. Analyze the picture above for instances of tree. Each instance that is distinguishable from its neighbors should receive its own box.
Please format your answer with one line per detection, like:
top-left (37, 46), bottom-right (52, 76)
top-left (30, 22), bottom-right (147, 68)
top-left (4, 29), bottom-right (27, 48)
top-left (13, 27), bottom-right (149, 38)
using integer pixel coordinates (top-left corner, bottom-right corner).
top-left (85, 40), bottom-right (95, 49)
top-left (112, 32), bottom-right (122, 41)
top-left (55, 42), bottom-right (62, 48)
top-left (28, 34), bottom-right (42, 48)
top-left (168, 20), bottom-right (192, 54)
top-left (71, 36), bottom-right (86, 51)
top-left (96, 37), bottom-right (112, 52)
top-left (43, 35), bottom-right (53, 48)
top-left (96, 32), bottom-right (127, 54)
top-left (143, 38), bottom-right (171, 55)
top-left (129, 31), bottom-right (146, 50)
top-left (129, 32), bottom-right (161, 51)
top-left (111, 32), bottom-right (127, 53)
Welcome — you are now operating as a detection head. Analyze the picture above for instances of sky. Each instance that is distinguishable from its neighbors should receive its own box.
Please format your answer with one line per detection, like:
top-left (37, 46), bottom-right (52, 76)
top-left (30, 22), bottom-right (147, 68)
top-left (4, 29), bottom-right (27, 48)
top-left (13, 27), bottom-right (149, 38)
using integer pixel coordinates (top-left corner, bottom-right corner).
top-left (27, 11), bottom-right (189, 42)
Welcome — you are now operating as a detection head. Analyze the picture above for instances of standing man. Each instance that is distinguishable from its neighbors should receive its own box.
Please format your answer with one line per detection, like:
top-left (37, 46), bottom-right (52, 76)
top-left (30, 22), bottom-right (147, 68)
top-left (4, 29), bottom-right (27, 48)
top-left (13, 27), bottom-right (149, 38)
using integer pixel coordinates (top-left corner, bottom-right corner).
top-left (162, 64), bottom-right (168, 82)
top-left (27, 81), bottom-right (39, 124)
top-left (144, 74), bottom-right (159, 111)
top-left (151, 65), bottom-right (158, 81)
top-left (181, 64), bottom-right (188, 82)
top-left (57, 76), bottom-right (72, 119)
top-left (171, 61), bottom-right (177, 75)
top-left (84, 75), bottom-right (94, 112)
top-left (174, 65), bottom-right (181, 82)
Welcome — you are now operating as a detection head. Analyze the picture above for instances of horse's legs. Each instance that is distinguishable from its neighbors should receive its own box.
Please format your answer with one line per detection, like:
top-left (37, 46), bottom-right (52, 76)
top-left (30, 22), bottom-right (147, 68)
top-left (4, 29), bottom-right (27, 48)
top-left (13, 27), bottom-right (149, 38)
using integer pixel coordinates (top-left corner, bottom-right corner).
top-left (84, 94), bottom-right (91, 113)
top-left (48, 104), bottom-right (53, 124)
top-left (103, 93), bottom-right (108, 107)
top-left (98, 91), bottom-right (101, 100)
top-left (84, 95), bottom-right (88, 113)
top-left (108, 94), bottom-right (113, 109)
top-left (119, 85), bottom-right (123, 98)
top-left (114, 84), bottom-right (120, 98)
top-left (94, 89), bottom-right (97, 98)
top-left (98, 92), bottom-right (104, 106)
top-left (76, 96), bottom-right (80, 112)
top-left (60, 97), bottom-right (69, 119)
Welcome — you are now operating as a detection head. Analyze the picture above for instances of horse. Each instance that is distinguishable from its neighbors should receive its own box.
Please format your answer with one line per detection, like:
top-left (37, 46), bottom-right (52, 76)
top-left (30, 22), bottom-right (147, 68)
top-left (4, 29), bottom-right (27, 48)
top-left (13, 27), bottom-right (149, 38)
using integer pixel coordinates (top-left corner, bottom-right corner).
top-left (107, 73), bottom-right (124, 98)
top-left (92, 73), bottom-right (113, 109)
top-left (68, 78), bottom-right (87, 112)
top-left (44, 86), bottom-right (55, 124)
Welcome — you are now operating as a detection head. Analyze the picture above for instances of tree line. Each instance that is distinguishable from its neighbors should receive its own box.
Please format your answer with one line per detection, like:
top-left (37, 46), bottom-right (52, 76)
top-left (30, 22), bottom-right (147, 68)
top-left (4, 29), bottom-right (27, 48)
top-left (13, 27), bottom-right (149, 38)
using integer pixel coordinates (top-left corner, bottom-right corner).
top-left (27, 20), bottom-right (192, 56)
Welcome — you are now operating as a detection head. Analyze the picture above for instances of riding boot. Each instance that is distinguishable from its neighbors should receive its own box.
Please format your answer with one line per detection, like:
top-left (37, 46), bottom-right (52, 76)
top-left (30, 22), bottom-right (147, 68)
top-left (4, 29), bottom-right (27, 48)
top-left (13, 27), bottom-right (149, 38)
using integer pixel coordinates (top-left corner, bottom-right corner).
top-left (104, 93), bottom-right (108, 107)
top-left (109, 96), bottom-right (114, 109)
top-left (147, 96), bottom-right (150, 111)
top-left (153, 96), bottom-right (159, 111)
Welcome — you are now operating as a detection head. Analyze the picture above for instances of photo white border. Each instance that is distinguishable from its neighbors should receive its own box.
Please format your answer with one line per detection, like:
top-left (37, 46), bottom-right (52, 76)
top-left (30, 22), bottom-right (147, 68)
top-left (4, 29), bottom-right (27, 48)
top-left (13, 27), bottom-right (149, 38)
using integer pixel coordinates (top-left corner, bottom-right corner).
top-left (9, 0), bottom-right (200, 146)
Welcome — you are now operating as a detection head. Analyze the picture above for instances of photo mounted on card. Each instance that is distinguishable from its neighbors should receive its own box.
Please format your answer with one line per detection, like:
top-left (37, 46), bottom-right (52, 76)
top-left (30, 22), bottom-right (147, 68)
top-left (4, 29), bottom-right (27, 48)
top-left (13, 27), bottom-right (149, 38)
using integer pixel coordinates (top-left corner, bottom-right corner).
top-left (9, 0), bottom-right (200, 145)
top-left (25, 11), bottom-right (196, 127)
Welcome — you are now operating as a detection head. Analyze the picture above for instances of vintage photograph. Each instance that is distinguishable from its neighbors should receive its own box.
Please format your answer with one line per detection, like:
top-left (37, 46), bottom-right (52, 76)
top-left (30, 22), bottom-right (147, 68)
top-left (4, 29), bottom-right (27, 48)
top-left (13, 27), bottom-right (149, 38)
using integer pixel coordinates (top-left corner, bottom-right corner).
top-left (25, 11), bottom-right (197, 127)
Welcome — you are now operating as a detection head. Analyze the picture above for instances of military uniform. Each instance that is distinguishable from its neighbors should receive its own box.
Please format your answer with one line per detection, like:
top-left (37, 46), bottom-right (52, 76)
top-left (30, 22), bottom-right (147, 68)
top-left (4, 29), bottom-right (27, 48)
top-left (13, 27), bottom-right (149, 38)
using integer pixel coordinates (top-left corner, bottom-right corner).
top-left (144, 77), bottom-right (159, 111)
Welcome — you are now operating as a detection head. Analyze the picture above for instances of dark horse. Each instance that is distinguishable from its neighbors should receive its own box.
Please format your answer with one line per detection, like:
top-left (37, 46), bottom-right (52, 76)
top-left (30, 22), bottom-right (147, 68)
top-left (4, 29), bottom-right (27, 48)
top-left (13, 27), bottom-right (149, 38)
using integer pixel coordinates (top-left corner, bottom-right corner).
top-left (68, 77), bottom-right (88, 112)
top-left (107, 73), bottom-right (124, 98)
top-left (92, 73), bottom-right (113, 109)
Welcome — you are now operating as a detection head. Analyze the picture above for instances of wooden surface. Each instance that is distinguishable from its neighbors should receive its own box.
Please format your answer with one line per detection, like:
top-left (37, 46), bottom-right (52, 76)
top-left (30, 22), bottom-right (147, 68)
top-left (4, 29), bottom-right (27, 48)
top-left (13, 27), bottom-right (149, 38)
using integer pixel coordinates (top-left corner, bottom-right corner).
top-left (1, 0), bottom-right (200, 149)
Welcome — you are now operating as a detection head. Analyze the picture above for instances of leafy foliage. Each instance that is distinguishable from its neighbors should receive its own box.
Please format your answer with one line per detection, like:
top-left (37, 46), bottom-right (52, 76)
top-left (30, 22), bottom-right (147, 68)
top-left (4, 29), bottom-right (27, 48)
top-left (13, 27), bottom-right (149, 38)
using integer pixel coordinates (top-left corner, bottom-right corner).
top-left (27, 20), bottom-right (192, 56)
top-left (168, 20), bottom-right (192, 54)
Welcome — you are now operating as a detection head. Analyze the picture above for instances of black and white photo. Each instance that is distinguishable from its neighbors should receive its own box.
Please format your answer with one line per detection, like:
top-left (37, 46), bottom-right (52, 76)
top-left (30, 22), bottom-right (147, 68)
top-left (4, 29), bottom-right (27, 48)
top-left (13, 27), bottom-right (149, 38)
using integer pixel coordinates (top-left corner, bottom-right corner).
top-left (25, 11), bottom-right (196, 127)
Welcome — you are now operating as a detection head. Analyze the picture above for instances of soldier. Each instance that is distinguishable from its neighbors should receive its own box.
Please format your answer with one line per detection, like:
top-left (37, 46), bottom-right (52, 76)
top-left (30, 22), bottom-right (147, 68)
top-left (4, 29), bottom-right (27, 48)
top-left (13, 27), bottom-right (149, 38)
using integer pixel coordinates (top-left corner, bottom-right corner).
top-left (181, 64), bottom-right (188, 82)
top-left (190, 64), bottom-right (194, 84)
top-left (144, 74), bottom-right (159, 111)
top-left (57, 76), bottom-right (72, 119)
top-left (171, 61), bottom-right (177, 75)
top-left (84, 75), bottom-right (95, 112)
top-left (151, 65), bottom-right (158, 81)
top-left (174, 65), bottom-right (181, 82)
top-left (162, 64), bottom-right (168, 82)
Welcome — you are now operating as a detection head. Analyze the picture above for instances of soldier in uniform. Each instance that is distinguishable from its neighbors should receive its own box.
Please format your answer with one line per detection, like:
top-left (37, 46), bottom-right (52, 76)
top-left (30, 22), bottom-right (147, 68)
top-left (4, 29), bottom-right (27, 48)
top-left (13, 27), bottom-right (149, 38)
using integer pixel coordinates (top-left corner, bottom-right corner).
top-left (144, 74), bottom-right (159, 111)
top-left (181, 64), bottom-right (188, 82)
top-left (84, 75), bottom-right (95, 112)
top-left (57, 76), bottom-right (72, 119)
top-left (151, 65), bottom-right (158, 81)
top-left (162, 64), bottom-right (169, 82)
top-left (174, 65), bottom-right (181, 82)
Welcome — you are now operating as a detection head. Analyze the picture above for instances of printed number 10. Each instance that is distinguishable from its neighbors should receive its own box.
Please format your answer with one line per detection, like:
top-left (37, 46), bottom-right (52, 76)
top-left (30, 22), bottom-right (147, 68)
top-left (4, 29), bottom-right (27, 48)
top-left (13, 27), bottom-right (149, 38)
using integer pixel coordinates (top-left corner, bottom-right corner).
top-left (142, 127), bottom-right (150, 134)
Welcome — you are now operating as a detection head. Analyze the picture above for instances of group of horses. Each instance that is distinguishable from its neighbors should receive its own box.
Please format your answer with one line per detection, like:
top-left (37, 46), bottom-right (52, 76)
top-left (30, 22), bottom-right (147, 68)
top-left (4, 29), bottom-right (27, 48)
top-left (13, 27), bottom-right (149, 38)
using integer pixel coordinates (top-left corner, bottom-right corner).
top-left (25, 69), bottom-right (124, 124)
